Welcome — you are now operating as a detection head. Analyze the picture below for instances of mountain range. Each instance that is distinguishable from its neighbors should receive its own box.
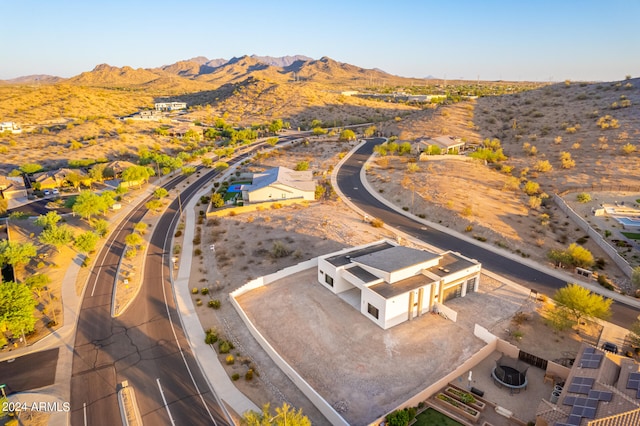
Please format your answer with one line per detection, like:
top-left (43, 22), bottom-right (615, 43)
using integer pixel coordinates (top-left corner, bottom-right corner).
top-left (2, 55), bottom-right (400, 89)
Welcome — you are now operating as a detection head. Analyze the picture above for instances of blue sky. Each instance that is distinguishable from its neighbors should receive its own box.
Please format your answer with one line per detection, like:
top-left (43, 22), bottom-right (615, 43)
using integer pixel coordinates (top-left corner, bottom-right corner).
top-left (3, 0), bottom-right (639, 82)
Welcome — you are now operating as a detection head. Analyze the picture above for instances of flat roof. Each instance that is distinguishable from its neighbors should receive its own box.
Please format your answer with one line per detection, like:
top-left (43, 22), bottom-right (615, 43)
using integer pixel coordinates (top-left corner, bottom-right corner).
top-left (427, 252), bottom-right (476, 277)
top-left (343, 265), bottom-right (380, 284)
top-left (352, 246), bottom-right (440, 273)
top-left (369, 273), bottom-right (436, 298)
top-left (324, 241), bottom-right (394, 267)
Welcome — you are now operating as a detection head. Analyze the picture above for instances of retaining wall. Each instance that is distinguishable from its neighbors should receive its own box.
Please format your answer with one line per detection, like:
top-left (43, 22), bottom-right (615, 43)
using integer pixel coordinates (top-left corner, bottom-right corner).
top-left (230, 259), bottom-right (350, 425)
top-left (553, 194), bottom-right (633, 278)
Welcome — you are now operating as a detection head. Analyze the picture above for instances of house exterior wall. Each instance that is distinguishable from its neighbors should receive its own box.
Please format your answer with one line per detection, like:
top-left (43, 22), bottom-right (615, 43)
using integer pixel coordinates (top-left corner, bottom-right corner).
top-left (247, 184), bottom-right (314, 203)
top-left (388, 259), bottom-right (439, 284)
top-left (317, 257), bottom-right (353, 294)
top-left (360, 289), bottom-right (387, 329)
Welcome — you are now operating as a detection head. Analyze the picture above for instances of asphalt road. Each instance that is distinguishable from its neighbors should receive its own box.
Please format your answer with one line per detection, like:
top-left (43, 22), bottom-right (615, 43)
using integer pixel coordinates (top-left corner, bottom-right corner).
top-left (337, 138), bottom-right (640, 328)
top-left (69, 135), bottom-right (306, 425)
top-left (0, 348), bottom-right (58, 395)
top-left (70, 171), bottom-right (229, 425)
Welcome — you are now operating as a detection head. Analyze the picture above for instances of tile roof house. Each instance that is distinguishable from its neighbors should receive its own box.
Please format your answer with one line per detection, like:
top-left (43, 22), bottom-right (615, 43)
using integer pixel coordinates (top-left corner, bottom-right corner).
top-left (535, 344), bottom-right (640, 426)
top-left (0, 176), bottom-right (27, 200)
top-left (317, 240), bottom-right (481, 329)
top-left (32, 168), bottom-right (91, 190)
top-left (412, 135), bottom-right (466, 155)
top-left (241, 166), bottom-right (315, 204)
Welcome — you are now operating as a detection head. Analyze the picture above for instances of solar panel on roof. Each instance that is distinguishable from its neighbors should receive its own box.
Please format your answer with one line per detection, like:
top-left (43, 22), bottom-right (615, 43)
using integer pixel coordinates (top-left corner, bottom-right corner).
top-left (566, 414), bottom-right (582, 426)
top-left (563, 396), bottom-right (576, 406)
top-left (584, 347), bottom-right (595, 354)
top-left (600, 391), bottom-right (612, 402)
top-left (583, 407), bottom-right (597, 419)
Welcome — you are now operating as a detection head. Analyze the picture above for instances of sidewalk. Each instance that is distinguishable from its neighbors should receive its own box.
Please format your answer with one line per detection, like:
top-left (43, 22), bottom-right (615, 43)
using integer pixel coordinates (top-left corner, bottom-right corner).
top-left (0, 184), bottom-right (158, 426)
top-left (171, 172), bottom-right (260, 417)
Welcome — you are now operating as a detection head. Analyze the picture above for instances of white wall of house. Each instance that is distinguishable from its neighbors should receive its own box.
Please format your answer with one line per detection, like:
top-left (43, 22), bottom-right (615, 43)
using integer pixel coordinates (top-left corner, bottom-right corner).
top-left (247, 184), bottom-right (314, 203)
top-left (360, 289), bottom-right (387, 329)
top-left (317, 258), bottom-right (353, 294)
top-left (388, 259), bottom-right (439, 284)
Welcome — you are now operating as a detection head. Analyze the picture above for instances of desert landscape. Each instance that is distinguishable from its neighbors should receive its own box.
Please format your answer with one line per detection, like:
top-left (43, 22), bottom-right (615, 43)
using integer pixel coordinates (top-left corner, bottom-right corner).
top-left (1, 50), bottom-right (639, 425)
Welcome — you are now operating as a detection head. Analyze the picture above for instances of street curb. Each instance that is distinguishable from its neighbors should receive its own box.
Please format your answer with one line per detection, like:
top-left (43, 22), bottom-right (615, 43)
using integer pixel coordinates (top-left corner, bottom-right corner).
top-left (333, 139), bottom-right (640, 310)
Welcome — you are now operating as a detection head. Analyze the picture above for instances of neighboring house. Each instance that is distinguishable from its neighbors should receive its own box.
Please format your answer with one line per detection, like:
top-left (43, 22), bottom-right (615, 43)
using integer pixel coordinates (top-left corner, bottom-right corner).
top-left (128, 110), bottom-right (164, 121)
top-left (168, 125), bottom-right (202, 138)
top-left (241, 166), bottom-right (315, 204)
top-left (536, 344), bottom-right (640, 426)
top-left (154, 102), bottom-right (187, 111)
top-left (317, 240), bottom-right (481, 329)
top-left (412, 135), bottom-right (466, 155)
top-left (32, 168), bottom-right (91, 190)
top-left (0, 122), bottom-right (22, 134)
top-left (100, 160), bottom-right (136, 178)
top-left (0, 176), bottom-right (27, 200)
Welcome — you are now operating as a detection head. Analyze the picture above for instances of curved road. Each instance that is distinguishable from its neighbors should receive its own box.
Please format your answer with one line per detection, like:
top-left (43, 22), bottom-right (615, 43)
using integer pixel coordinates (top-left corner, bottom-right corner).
top-left (336, 138), bottom-right (640, 328)
top-left (70, 134), bottom-right (309, 425)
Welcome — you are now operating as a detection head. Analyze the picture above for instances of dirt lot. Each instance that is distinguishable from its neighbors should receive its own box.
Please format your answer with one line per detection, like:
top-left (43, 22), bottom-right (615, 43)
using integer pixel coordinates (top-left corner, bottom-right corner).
top-left (179, 138), bottom-right (608, 424)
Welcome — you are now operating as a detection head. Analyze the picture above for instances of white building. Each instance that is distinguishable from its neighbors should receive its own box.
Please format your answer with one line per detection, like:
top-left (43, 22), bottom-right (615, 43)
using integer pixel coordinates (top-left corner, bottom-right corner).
top-left (317, 240), bottom-right (481, 329)
top-left (0, 122), bottom-right (22, 134)
top-left (154, 102), bottom-right (187, 111)
top-left (241, 166), bottom-right (315, 204)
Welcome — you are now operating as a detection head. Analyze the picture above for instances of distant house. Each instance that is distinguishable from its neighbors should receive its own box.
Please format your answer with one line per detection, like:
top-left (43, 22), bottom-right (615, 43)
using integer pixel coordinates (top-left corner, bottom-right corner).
top-left (317, 240), bottom-right (481, 329)
top-left (32, 168), bottom-right (91, 190)
top-left (168, 125), bottom-right (202, 138)
top-left (0, 122), bottom-right (22, 134)
top-left (154, 102), bottom-right (187, 111)
top-left (0, 175), bottom-right (27, 201)
top-left (101, 160), bottom-right (136, 177)
top-left (412, 135), bottom-right (466, 155)
top-left (241, 166), bottom-right (315, 204)
top-left (128, 110), bottom-right (164, 121)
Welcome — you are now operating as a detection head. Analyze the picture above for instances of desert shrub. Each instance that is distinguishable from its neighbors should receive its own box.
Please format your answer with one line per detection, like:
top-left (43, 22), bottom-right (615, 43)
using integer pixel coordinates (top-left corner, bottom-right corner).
top-left (294, 161), bottom-right (309, 171)
top-left (192, 287), bottom-right (199, 294)
top-left (560, 151), bottom-right (575, 169)
top-left (386, 408), bottom-right (412, 426)
top-left (226, 355), bottom-right (235, 365)
top-left (245, 369), bottom-right (254, 380)
top-left (503, 176), bottom-right (520, 191)
top-left (208, 300), bottom-right (221, 309)
top-left (270, 241), bottom-right (291, 258)
top-left (576, 192), bottom-right (591, 203)
top-left (406, 162), bottom-right (419, 173)
top-left (231, 373), bottom-right (240, 381)
top-left (174, 230), bottom-right (182, 237)
top-left (194, 248), bottom-right (202, 256)
top-left (465, 225), bottom-right (473, 232)
top-left (461, 205), bottom-right (473, 217)
top-left (523, 181), bottom-right (540, 195)
top-left (621, 143), bottom-right (637, 155)
top-left (228, 210), bottom-right (236, 217)
top-left (528, 196), bottom-right (542, 209)
top-left (597, 274), bottom-right (615, 290)
top-left (201, 288), bottom-right (209, 295)
top-left (534, 160), bottom-right (553, 172)
top-left (271, 202), bottom-right (283, 209)
top-left (219, 340), bottom-right (232, 354)
top-left (204, 328), bottom-right (218, 344)
top-left (371, 218), bottom-right (384, 228)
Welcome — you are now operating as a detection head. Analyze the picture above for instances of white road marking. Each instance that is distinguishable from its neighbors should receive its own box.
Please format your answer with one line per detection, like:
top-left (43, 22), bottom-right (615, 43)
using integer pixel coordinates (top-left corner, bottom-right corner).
top-left (90, 220), bottom-right (131, 297)
top-left (156, 378), bottom-right (176, 426)
top-left (83, 402), bottom-right (87, 426)
top-left (160, 211), bottom-right (219, 425)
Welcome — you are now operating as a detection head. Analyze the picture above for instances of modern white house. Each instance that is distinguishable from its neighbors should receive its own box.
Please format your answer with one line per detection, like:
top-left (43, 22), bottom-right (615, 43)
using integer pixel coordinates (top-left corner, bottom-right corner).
top-left (317, 240), bottom-right (481, 329)
top-left (241, 166), bottom-right (315, 204)
top-left (154, 102), bottom-right (187, 111)
top-left (0, 122), bottom-right (22, 134)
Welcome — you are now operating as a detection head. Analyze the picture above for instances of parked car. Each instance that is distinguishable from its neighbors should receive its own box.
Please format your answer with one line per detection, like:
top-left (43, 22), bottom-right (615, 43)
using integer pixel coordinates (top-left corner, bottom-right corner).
top-left (602, 342), bottom-right (619, 354)
top-left (52, 188), bottom-right (59, 195)
top-left (43, 190), bottom-right (50, 196)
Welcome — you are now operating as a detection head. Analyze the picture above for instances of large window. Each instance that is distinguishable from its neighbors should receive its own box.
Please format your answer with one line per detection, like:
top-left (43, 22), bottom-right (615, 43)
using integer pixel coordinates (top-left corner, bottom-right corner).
top-left (367, 303), bottom-right (379, 319)
top-left (325, 274), bottom-right (334, 287)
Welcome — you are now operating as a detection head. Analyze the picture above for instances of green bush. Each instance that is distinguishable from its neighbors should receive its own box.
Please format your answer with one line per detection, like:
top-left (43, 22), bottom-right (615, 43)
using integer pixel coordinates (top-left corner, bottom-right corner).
top-left (226, 355), bottom-right (235, 365)
top-left (208, 300), bottom-right (221, 309)
top-left (245, 369), bottom-right (254, 380)
top-left (231, 373), bottom-right (240, 381)
top-left (577, 192), bottom-right (591, 203)
top-left (192, 287), bottom-right (199, 294)
top-left (204, 328), bottom-right (218, 344)
top-left (174, 230), bottom-right (182, 237)
top-left (219, 340), bottom-right (233, 354)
